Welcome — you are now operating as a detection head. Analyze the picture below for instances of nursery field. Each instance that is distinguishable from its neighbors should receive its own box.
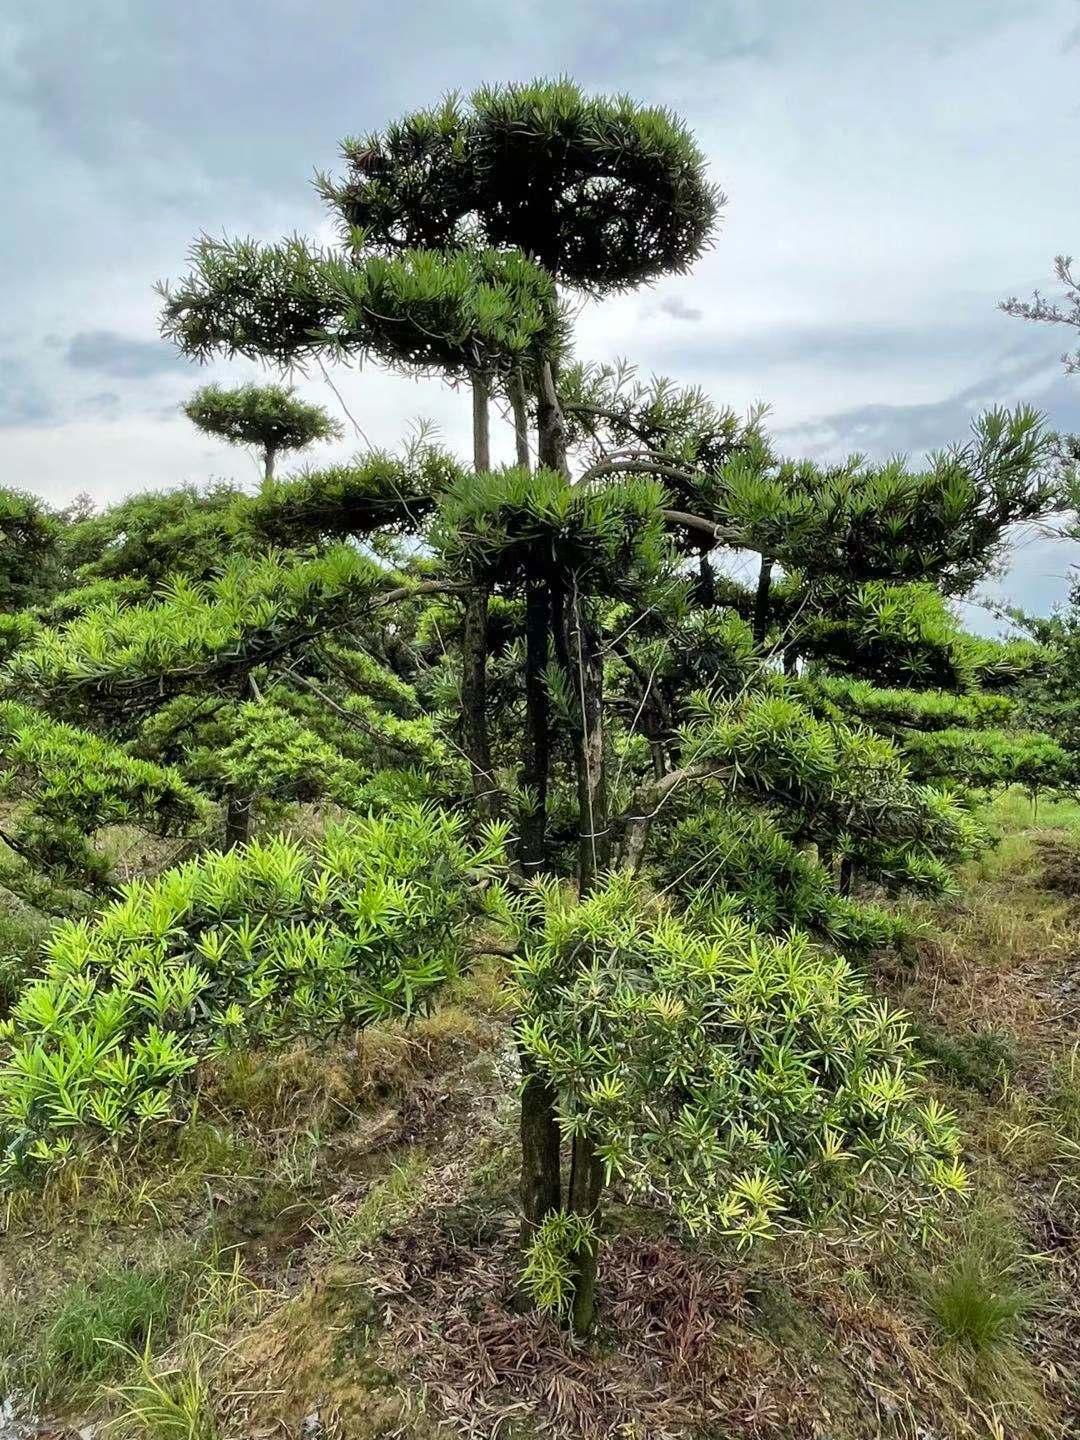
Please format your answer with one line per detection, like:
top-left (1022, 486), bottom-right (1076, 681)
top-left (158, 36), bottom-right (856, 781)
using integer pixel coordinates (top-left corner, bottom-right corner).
top-left (0, 789), bottom-right (1078, 1440)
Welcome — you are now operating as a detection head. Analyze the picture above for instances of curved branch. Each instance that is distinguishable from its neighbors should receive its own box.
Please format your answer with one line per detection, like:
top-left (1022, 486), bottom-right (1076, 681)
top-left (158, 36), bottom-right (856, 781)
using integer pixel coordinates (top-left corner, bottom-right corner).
top-left (616, 762), bottom-right (729, 873)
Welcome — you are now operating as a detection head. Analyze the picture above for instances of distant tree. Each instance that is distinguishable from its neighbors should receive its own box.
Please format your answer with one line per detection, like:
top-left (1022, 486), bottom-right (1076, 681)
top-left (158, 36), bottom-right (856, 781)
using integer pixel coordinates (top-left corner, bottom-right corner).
top-left (183, 383), bottom-right (343, 480)
top-left (62, 481), bottom-right (252, 586)
top-left (0, 489), bottom-right (65, 612)
top-left (1001, 254), bottom-right (1080, 375)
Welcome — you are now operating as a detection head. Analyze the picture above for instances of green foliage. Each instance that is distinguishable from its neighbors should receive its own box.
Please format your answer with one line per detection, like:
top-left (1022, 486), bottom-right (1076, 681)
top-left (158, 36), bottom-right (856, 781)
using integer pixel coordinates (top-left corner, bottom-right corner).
top-left (927, 1250), bottom-right (1035, 1352)
top-left (214, 697), bottom-right (447, 808)
top-left (560, 360), bottom-right (761, 482)
top-left (900, 727), bottom-right (1079, 791)
top-left (433, 466), bottom-right (671, 596)
top-left (107, 1342), bottom-right (217, 1440)
top-left (0, 906), bottom-right (48, 1015)
top-left (159, 235), bottom-right (342, 365)
top-left (322, 245), bottom-right (566, 375)
top-left (62, 485), bottom-right (251, 586)
top-left (513, 874), bottom-right (965, 1242)
top-left (521, 1210), bottom-right (598, 1319)
top-left (914, 1021), bottom-right (1017, 1095)
top-left (183, 383), bottom-right (342, 463)
top-left (39, 1265), bottom-right (175, 1390)
top-left (247, 444), bottom-right (462, 544)
top-left (0, 806), bottom-right (507, 1177)
top-left (0, 488), bottom-right (67, 611)
top-left (323, 77), bottom-right (721, 293)
top-left (801, 583), bottom-right (1051, 692)
top-left (0, 701), bottom-right (211, 895)
top-left (164, 239), bottom-right (567, 379)
top-left (677, 691), bottom-right (984, 891)
top-left (749, 408), bottom-right (1058, 593)
top-left (658, 805), bottom-right (907, 953)
top-left (806, 675), bottom-right (1016, 731)
top-left (9, 547), bottom-right (390, 714)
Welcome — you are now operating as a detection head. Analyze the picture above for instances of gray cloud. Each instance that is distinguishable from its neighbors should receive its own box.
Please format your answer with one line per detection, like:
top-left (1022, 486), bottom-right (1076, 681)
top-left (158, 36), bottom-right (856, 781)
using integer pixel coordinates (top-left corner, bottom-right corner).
top-left (779, 368), bottom-right (1080, 463)
top-left (65, 331), bottom-right (190, 380)
top-left (654, 296), bottom-right (705, 322)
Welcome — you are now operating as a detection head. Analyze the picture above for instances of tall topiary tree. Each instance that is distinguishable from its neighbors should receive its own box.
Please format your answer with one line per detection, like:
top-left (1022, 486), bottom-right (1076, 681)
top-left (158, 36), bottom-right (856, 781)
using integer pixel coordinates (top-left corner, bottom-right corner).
top-left (18, 75), bottom-right (1055, 1333)
top-left (183, 382), bottom-right (343, 480)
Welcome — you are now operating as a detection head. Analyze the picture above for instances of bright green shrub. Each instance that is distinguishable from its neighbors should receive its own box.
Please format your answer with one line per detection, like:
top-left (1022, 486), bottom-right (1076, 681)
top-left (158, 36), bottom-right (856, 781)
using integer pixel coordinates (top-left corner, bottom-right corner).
top-left (0, 701), bottom-right (212, 895)
top-left (8, 546), bottom-right (391, 714)
top-left (0, 806), bottom-right (507, 1178)
top-left (513, 874), bottom-right (965, 1245)
top-left (806, 676), bottom-right (1017, 731)
top-left (658, 805), bottom-right (907, 952)
top-left (674, 691), bottom-right (986, 891)
top-left (899, 727), bottom-right (1079, 792)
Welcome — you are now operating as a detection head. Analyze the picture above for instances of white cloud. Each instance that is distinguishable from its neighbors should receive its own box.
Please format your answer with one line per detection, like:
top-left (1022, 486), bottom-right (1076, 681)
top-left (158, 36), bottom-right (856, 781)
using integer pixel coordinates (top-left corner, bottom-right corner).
top-left (1, 0), bottom-right (1078, 612)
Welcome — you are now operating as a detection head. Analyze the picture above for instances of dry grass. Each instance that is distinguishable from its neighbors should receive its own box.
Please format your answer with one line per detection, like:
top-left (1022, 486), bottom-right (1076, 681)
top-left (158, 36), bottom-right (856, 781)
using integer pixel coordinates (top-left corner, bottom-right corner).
top-left (3, 792), bottom-right (1080, 1440)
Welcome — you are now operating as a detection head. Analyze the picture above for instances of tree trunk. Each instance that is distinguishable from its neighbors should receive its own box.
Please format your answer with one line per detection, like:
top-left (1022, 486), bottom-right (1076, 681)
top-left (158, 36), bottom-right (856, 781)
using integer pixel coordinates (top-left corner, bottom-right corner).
top-left (697, 552), bottom-right (716, 608)
top-left (461, 588), bottom-right (498, 818)
top-left (519, 1050), bottom-right (561, 1242)
top-left (784, 645), bottom-right (799, 677)
top-left (223, 791), bottom-right (251, 850)
top-left (509, 369), bottom-right (531, 470)
top-left (263, 445), bottom-right (277, 483)
top-left (567, 1131), bottom-right (604, 1334)
top-left (753, 554), bottom-right (773, 649)
top-left (565, 588), bottom-right (608, 894)
top-left (519, 563), bottom-right (551, 876)
top-left (838, 855), bottom-right (855, 897)
top-left (536, 360), bottom-right (570, 478)
top-left (471, 371), bottom-right (492, 472)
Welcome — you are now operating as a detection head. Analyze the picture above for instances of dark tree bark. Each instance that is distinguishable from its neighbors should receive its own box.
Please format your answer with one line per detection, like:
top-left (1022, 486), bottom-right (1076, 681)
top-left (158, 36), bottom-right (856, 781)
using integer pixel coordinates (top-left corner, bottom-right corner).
top-left (537, 360), bottom-right (570, 478)
top-left (753, 553), bottom-right (774, 649)
top-left (567, 1131), bottom-right (604, 1334)
top-left (697, 552), bottom-right (717, 608)
top-left (519, 560), bottom-right (552, 876)
top-left (223, 791), bottom-right (251, 850)
top-left (519, 1049), bottom-right (562, 1243)
top-left (509, 368), bottom-right (531, 470)
top-left (838, 855), bottom-right (855, 897)
top-left (472, 371), bottom-right (492, 472)
top-left (461, 372), bottom-right (499, 817)
top-left (461, 589), bottom-right (498, 818)
top-left (565, 589), bottom-right (608, 893)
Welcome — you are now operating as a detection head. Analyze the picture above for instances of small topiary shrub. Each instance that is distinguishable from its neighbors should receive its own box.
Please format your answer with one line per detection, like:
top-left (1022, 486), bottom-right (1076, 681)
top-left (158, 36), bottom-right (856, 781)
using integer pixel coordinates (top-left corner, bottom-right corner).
top-left (0, 806), bottom-right (507, 1179)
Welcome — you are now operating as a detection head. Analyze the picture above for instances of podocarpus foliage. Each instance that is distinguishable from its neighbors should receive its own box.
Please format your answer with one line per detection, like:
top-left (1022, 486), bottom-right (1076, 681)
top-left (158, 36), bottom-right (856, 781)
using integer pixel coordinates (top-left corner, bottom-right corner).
top-left (183, 383), bottom-right (342, 480)
top-left (0, 806), bottom-right (507, 1179)
top-left (0, 77), bottom-right (1067, 1334)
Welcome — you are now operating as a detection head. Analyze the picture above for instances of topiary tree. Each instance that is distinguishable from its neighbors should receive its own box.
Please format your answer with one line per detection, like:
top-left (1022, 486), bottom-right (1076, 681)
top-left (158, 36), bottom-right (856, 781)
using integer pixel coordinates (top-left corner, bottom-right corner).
top-left (9, 75), bottom-right (1054, 1337)
top-left (183, 382), bottom-right (343, 480)
top-left (511, 875), bottom-right (966, 1332)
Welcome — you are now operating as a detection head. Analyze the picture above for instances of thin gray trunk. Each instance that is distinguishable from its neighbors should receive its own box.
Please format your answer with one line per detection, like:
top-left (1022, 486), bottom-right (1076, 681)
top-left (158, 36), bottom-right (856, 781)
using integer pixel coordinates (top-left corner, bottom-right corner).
top-left (471, 371), bottom-right (492, 472)
top-left (510, 369), bottom-right (531, 469)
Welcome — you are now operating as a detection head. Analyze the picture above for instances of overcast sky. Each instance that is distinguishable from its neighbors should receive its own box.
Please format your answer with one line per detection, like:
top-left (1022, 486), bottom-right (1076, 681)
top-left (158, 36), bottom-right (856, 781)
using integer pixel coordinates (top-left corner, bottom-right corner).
top-left (2, 0), bottom-right (1078, 627)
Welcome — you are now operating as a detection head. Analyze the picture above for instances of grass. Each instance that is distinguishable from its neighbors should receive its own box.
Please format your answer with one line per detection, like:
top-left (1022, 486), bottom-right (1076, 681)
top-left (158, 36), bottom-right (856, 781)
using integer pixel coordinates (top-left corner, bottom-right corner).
top-left (0, 1263), bottom-right (176, 1403)
top-left (107, 1341), bottom-right (218, 1440)
top-left (926, 1254), bottom-right (1034, 1351)
top-left (318, 1150), bottom-right (431, 1258)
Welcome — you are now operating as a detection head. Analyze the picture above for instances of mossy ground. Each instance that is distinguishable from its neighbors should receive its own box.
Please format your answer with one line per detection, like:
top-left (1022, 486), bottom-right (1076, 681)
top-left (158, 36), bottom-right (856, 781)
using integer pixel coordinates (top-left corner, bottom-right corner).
top-left (1, 793), bottom-right (1078, 1439)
